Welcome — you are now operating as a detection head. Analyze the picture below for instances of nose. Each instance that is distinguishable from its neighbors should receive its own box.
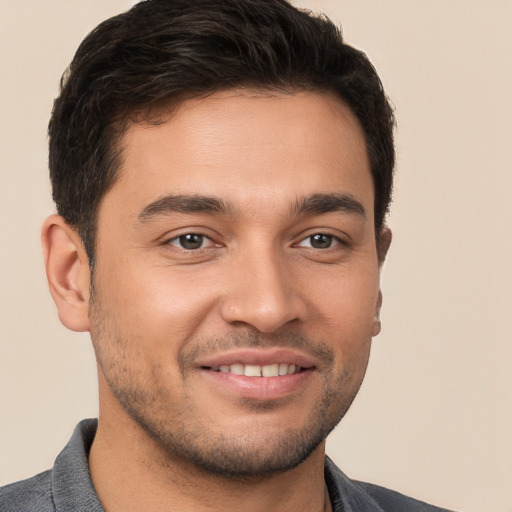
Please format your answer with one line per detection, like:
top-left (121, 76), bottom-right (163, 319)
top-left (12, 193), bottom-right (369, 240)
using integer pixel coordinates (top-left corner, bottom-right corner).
top-left (219, 247), bottom-right (308, 333)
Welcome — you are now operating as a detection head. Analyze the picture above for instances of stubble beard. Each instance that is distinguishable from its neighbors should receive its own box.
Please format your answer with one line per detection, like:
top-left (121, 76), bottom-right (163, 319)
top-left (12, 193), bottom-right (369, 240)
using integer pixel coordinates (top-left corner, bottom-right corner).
top-left (89, 291), bottom-right (368, 479)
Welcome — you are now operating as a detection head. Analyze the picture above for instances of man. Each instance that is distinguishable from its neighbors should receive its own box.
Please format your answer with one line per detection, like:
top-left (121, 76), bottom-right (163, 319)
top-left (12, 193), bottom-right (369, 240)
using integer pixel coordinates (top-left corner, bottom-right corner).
top-left (0, 0), bottom-right (456, 510)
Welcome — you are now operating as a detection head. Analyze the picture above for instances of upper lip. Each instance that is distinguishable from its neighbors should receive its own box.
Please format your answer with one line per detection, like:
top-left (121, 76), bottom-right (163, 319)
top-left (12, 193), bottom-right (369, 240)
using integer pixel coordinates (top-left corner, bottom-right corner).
top-left (195, 348), bottom-right (317, 369)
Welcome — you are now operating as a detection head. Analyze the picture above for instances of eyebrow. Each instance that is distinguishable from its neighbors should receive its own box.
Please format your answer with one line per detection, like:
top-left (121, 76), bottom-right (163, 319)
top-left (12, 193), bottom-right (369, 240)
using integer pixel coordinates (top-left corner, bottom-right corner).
top-left (137, 192), bottom-right (366, 222)
top-left (138, 194), bottom-right (233, 221)
top-left (292, 193), bottom-right (366, 219)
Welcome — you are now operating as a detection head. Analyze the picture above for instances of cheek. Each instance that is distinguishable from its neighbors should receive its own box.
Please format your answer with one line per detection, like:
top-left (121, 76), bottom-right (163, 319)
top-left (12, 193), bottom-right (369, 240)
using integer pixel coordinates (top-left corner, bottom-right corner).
top-left (301, 262), bottom-right (379, 366)
top-left (94, 257), bottom-right (221, 349)
top-left (305, 263), bottom-right (380, 325)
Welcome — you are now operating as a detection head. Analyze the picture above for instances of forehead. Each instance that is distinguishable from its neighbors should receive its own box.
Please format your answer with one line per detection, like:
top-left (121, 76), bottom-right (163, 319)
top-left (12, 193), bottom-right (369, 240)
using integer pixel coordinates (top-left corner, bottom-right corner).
top-left (107, 89), bottom-right (373, 218)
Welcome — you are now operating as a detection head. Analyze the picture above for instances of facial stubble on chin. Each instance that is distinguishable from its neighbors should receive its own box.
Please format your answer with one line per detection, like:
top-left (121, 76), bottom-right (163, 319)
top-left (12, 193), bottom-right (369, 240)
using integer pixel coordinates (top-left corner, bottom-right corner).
top-left (88, 288), bottom-right (368, 479)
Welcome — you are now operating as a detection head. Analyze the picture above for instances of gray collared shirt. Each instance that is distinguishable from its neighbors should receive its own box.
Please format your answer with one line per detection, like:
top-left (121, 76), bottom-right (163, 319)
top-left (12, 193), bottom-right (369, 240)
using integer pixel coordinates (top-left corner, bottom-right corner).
top-left (0, 419), bottom-right (455, 511)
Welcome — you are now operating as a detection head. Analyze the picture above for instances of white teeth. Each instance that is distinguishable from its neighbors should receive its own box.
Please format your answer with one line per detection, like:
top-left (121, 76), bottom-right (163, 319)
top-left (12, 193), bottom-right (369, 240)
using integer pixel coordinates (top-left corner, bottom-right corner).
top-left (230, 363), bottom-right (244, 375)
top-left (244, 364), bottom-right (262, 377)
top-left (262, 363), bottom-right (279, 377)
top-left (211, 363), bottom-right (301, 377)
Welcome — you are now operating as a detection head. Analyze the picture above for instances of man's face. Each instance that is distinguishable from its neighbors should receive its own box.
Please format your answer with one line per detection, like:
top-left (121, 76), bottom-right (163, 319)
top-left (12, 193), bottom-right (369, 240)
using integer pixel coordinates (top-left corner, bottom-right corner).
top-left (89, 90), bottom-right (384, 476)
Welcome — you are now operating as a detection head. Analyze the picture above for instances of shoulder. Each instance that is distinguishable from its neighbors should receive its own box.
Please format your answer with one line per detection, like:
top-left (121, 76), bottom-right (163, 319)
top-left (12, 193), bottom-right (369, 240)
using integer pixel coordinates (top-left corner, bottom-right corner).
top-left (0, 420), bottom-right (103, 512)
top-left (0, 470), bottom-right (55, 512)
top-left (325, 456), bottom-right (457, 512)
top-left (355, 481), bottom-right (456, 512)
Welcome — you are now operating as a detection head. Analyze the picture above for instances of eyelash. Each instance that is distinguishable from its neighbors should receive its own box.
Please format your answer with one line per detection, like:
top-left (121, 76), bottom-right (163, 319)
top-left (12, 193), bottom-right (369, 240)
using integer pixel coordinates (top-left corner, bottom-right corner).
top-left (165, 233), bottom-right (217, 251)
top-left (164, 231), bottom-right (347, 252)
top-left (295, 233), bottom-right (345, 250)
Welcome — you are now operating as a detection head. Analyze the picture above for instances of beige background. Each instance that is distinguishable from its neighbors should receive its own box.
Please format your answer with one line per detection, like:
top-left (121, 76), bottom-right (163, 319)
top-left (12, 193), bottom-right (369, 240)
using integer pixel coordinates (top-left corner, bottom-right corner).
top-left (1, 1), bottom-right (511, 511)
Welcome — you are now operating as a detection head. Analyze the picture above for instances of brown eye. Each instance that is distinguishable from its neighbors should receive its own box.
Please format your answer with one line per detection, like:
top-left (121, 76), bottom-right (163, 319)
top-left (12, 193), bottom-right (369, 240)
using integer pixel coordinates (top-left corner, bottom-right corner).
top-left (309, 234), bottom-right (333, 249)
top-left (298, 233), bottom-right (339, 249)
top-left (180, 234), bottom-right (203, 250)
top-left (168, 233), bottom-right (213, 250)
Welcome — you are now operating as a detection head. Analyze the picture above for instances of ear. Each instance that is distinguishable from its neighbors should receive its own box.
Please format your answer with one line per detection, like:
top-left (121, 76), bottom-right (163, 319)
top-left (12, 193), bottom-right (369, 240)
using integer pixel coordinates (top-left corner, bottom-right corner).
top-left (377, 227), bottom-right (392, 266)
top-left (41, 215), bottom-right (91, 332)
top-left (372, 227), bottom-right (392, 336)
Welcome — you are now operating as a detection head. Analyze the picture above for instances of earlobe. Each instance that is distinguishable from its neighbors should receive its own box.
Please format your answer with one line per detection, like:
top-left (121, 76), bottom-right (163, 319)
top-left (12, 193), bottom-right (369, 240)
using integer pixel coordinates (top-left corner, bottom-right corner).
top-left (41, 215), bottom-right (91, 332)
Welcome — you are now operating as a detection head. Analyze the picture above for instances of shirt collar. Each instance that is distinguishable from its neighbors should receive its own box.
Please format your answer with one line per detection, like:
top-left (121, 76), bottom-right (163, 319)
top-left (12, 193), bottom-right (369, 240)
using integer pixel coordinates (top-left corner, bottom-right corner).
top-left (52, 419), bottom-right (104, 512)
top-left (325, 456), bottom-right (384, 512)
top-left (51, 419), bottom-right (384, 512)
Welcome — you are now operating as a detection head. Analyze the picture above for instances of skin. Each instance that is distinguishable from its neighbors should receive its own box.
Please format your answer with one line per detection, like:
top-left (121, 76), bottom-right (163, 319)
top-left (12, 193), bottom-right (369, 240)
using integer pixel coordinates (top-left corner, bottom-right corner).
top-left (42, 89), bottom-right (391, 512)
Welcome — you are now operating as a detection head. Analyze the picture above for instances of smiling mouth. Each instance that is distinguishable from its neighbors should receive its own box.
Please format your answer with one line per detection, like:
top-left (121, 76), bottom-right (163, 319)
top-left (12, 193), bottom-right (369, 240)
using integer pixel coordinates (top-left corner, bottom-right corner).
top-left (203, 363), bottom-right (305, 377)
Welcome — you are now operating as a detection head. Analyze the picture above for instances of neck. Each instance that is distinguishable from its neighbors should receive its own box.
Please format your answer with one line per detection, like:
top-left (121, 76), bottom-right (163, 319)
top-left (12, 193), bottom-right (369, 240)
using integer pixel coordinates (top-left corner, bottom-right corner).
top-left (89, 410), bottom-right (330, 512)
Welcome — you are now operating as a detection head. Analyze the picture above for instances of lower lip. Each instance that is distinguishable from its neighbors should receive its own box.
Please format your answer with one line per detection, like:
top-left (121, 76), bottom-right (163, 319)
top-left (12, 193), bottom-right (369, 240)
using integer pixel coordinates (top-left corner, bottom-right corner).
top-left (200, 368), bottom-right (315, 401)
